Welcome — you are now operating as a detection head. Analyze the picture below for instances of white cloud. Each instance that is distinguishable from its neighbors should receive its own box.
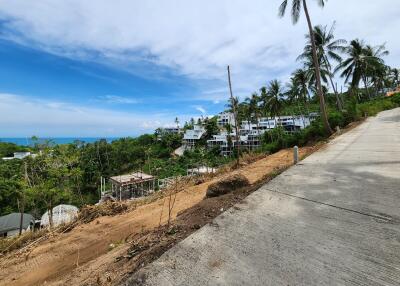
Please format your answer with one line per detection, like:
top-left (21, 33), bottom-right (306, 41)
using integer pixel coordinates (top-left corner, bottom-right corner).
top-left (0, 0), bottom-right (399, 99)
top-left (0, 93), bottom-right (163, 136)
top-left (194, 106), bottom-right (206, 114)
top-left (99, 95), bottom-right (139, 104)
top-left (0, 93), bottom-right (213, 136)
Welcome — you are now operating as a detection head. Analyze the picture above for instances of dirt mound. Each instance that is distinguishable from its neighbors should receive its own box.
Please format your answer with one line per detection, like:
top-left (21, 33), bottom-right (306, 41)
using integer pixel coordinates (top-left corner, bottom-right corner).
top-left (206, 174), bottom-right (250, 198)
top-left (78, 202), bottom-right (128, 223)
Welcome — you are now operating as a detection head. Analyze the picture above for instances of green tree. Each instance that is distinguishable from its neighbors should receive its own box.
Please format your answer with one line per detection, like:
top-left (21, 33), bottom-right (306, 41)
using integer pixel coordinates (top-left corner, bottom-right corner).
top-left (245, 92), bottom-right (261, 130)
top-left (267, 80), bottom-right (285, 120)
top-left (298, 23), bottom-right (346, 110)
top-left (335, 39), bottom-right (388, 100)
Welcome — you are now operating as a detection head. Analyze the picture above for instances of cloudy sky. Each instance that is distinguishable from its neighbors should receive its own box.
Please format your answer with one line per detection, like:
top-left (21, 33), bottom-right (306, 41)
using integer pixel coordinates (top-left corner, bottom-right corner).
top-left (0, 0), bottom-right (398, 137)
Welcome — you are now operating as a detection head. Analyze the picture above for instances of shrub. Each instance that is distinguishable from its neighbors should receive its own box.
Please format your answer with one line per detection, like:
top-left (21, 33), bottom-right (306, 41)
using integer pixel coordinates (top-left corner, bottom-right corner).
top-left (357, 98), bottom-right (396, 117)
top-left (328, 111), bottom-right (346, 129)
top-left (391, 93), bottom-right (400, 105)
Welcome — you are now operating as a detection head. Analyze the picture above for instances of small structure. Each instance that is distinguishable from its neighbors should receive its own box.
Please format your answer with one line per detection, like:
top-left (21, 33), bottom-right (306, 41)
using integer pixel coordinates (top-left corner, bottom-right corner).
top-left (163, 127), bottom-right (182, 134)
top-left (187, 166), bottom-right (217, 176)
top-left (0, 213), bottom-right (35, 237)
top-left (2, 151), bottom-right (35, 161)
top-left (40, 204), bottom-right (79, 228)
top-left (109, 172), bottom-right (156, 200)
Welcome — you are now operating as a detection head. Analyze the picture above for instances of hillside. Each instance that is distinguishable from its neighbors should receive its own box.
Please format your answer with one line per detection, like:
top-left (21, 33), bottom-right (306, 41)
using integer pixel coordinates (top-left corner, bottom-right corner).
top-left (0, 146), bottom-right (318, 286)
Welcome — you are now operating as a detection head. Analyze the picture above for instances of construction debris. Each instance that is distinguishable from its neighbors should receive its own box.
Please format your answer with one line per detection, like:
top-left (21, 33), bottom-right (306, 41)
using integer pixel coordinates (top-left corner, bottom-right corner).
top-left (206, 173), bottom-right (250, 198)
top-left (78, 202), bottom-right (128, 223)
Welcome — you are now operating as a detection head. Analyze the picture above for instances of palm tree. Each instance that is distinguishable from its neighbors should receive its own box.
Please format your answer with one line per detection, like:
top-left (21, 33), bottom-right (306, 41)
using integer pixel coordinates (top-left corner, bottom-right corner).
top-left (245, 92), bottom-right (261, 130)
top-left (279, 0), bottom-right (333, 134)
top-left (335, 40), bottom-right (388, 99)
top-left (286, 77), bottom-right (307, 127)
top-left (259, 87), bottom-right (269, 116)
top-left (298, 23), bottom-right (346, 110)
top-left (267, 80), bottom-right (285, 124)
top-left (292, 68), bottom-right (311, 104)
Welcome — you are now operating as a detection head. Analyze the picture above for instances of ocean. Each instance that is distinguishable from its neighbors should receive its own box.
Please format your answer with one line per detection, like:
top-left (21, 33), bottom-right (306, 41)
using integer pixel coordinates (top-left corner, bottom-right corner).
top-left (0, 137), bottom-right (119, 146)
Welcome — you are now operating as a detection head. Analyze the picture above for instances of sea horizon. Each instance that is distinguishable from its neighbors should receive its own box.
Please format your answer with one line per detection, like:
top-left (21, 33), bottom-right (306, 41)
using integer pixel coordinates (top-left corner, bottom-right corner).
top-left (0, 137), bottom-right (121, 146)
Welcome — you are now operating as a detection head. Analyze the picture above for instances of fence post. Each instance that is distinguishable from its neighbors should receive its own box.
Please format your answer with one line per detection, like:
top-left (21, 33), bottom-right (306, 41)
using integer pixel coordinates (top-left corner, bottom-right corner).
top-left (293, 146), bottom-right (299, 164)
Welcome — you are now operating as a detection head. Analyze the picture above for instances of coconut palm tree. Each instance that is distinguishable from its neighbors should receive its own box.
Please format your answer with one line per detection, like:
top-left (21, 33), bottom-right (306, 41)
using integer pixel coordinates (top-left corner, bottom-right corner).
top-left (301, 52), bottom-right (331, 92)
top-left (286, 77), bottom-right (307, 126)
top-left (267, 80), bottom-right (285, 122)
top-left (298, 23), bottom-right (346, 110)
top-left (292, 68), bottom-right (311, 104)
top-left (335, 39), bottom-right (388, 99)
top-left (259, 87), bottom-right (269, 116)
top-left (245, 92), bottom-right (261, 130)
top-left (279, 0), bottom-right (333, 134)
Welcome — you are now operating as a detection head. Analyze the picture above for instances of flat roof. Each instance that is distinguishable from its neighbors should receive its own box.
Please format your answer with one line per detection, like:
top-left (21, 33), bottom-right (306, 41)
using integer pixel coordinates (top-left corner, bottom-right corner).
top-left (110, 172), bottom-right (154, 185)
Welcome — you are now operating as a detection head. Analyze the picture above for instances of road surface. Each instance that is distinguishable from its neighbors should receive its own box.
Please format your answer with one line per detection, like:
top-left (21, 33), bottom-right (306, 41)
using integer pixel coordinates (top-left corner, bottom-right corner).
top-left (124, 108), bottom-right (400, 286)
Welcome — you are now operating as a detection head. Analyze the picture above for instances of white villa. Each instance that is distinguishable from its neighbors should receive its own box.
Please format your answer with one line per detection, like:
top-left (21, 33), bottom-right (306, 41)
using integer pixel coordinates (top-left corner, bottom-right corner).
top-left (217, 112), bottom-right (236, 127)
top-left (208, 114), bottom-right (316, 156)
top-left (182, 125), bottom-right (206, 149)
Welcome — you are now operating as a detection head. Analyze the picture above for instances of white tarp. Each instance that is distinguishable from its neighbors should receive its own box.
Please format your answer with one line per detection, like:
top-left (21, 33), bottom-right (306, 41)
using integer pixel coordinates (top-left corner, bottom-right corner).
top-left (40, 204), bottom-right (78, 227)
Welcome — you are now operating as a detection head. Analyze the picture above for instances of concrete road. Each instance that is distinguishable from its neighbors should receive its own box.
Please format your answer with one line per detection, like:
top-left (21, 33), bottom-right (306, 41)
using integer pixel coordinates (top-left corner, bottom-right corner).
top-left (124, 108), bottom-right (400, 286)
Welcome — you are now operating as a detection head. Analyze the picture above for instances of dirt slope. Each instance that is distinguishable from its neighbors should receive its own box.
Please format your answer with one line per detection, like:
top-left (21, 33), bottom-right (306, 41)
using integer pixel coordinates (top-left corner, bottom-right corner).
top-left (0, 147), bottom-right (315, 286)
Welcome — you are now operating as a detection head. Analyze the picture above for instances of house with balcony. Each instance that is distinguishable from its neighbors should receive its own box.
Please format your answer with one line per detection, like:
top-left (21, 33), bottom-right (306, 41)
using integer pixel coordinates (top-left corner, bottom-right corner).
top-left (217, 112), bottom-right (236, 128)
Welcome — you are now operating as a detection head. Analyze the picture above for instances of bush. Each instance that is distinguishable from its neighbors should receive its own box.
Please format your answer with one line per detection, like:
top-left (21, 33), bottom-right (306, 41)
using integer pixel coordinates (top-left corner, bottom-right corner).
top-left (391, 93), bottom-right (400, 105)
top-left (357, 98), bottom-right (396, 117)
top-left (328, 111), bottom-right (346, 129)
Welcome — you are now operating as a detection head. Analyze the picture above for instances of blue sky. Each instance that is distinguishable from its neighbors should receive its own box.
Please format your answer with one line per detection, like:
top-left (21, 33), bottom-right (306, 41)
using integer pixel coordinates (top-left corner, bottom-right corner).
top-left (0, 0), bottom-right (399, 137)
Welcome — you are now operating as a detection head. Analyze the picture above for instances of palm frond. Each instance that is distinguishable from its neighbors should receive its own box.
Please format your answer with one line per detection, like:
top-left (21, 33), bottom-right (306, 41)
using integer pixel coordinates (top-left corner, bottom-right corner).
top-left (278, 0), bottom-right (288, 17)
top-left (291, 0), bottom-right (302, 24)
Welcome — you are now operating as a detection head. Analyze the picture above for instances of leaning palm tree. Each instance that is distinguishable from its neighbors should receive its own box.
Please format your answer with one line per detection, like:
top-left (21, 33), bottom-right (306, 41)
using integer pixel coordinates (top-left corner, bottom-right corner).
top-left (298, 23), bottom-right (346, 110)
top-left (279, 0), bottom-right (332, 134)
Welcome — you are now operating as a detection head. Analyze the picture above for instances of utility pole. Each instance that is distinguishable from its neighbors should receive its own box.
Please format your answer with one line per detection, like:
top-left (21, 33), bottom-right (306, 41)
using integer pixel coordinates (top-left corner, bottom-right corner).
top-left (227, 65), bottom-right (240, 168)
top-left (19, 162), bottom-right (29, 235)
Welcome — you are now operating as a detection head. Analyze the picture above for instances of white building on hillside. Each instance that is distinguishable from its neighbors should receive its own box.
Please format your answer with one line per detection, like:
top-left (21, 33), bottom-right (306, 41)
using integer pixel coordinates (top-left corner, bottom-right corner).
top-left (278, 116), bottom-right (312, 132)
top-left (208, 114), bottom-right (316, 156)
top-left (183, 125), bottom-right (206, 149)
top-left (217, 112), bottom-right (235, 127)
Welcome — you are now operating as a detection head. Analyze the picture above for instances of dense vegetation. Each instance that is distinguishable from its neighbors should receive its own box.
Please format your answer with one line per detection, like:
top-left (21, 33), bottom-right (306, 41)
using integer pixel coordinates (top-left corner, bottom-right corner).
top-left (0, 131), bottom-right (233, 217)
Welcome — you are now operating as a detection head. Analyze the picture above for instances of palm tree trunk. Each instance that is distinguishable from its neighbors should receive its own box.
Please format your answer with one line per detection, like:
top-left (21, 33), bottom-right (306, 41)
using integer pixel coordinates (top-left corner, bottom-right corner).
top-left (323, 56), bottom-right (343, 111)
top-left (302, 0), bottom-right (332, 134)
top-left (362, 76), bottom-right (371, 100)
top-left (329, 74), bottom-right (343, 111)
